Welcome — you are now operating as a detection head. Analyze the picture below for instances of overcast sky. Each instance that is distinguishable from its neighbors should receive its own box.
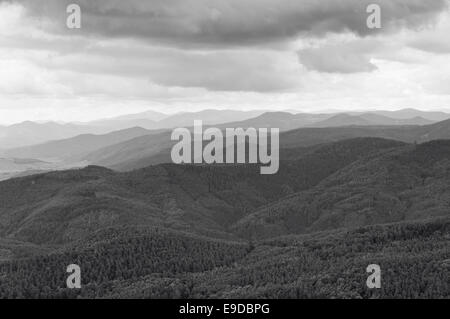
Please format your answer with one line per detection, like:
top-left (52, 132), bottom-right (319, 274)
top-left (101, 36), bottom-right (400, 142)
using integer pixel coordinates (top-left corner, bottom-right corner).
top-left (1, 0), bottom-right (450, 124)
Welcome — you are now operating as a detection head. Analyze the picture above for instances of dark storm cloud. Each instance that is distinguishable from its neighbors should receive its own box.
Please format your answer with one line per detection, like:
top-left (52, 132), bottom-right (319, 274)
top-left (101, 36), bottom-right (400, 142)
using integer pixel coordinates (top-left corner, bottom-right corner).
top-left (5, 0), bottom-right (449, 47)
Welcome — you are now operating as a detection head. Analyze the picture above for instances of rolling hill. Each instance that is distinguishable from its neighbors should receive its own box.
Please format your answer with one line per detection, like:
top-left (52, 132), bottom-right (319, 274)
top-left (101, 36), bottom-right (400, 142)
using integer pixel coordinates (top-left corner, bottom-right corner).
top-left (0, 158), bottom-right (54, 182)
top-left (219, 112), bottom-right (332, 131)
top-left (0, 216), bottom-right (447, 298)
top-left (369, 108), bottom-right (450, 121)
top-left (0, 136), bottom-right (448, 298)
top-left (78, 117), bottom-right (450, 171)
top-left (3, 127), bottom-right (156, 161)
top-left (156, 109), bottom-right (266, 128)
top-left (279, 118), bottom-right (450, 149)
top-left (0, 121), bottom-right (103, 149)
top-left (219, 112), bottom-right (433, 131)
top-left (0, 109), bottom-right (438, 161)
top-left (309, 113), bottom-right (433, 127)
top-left (308, 114), bottom-right (372, 127)
top-left (233, 140), bottom-right (450, 239)
top-left (0, 110), bottom-right (265, 150)
top-left (357, 113), bottom-right (432, 125)
top-left (0, 138), bottom-right (407, 245)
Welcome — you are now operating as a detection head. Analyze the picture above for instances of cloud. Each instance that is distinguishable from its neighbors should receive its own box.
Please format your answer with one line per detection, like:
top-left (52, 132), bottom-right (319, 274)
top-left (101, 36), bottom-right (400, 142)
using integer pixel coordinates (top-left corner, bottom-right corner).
top-left (407, 10), bottom-right (450, 54)
top-left (4, 0), bottom-right (449, 47)
top-left (411, 38), bottom-right (450, 54)
top-left (408, 27), bottom-right (450, 54)
top-left (0, 36), bottom-right (302, 94)
top-left (297, 38), bottom-right (381, 73)
top-left (298, 49), bottom-right (377, 74)
top-left (2, 0), bottom-right (450, 124)
top-left (0, 1), bottom-right (302, 93)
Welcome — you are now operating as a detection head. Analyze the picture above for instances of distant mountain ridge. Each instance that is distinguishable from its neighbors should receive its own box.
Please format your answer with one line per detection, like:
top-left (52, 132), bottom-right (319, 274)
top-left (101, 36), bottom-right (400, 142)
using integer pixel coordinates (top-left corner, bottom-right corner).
top-left (0, 121), bottom-right (101, 149)
top-left (2, 109), bottom-right (450, 176)
top-left (3, 127), bottom-right (155, 160)
top-left (367, 108), bottom-right (450, 121)
top-left (0, 109), bottom-right (267, 149)
top-left (308, 113), bottom-right (433, 127)
top-left (1, 108), bottom-right (447, 150)
top-left (80, 116), bottom-right (450, 171)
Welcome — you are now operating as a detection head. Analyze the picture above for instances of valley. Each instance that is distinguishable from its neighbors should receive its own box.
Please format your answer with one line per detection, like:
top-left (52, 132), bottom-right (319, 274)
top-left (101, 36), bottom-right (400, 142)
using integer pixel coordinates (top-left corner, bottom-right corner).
top-left (0, 110), bottom-right (448, 298)
top-left (0, 133), bottom-right (448, 298)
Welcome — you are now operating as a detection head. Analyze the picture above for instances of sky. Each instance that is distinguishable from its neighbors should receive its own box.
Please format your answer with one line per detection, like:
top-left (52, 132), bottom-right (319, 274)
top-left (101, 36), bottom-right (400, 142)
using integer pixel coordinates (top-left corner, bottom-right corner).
top-left (1, 0), bottom-right (450, 124)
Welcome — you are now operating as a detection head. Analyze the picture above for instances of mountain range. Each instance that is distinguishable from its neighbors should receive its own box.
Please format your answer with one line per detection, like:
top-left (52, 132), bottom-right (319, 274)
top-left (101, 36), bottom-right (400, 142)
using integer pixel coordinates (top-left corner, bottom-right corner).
top-left (0, 137), bottom-right (409, 243)
top-left (64, 116), bottom-right (450, 171)
top-left (0, 136), bottom-right (448, 298)
top-left (0, 109), bottom-right (266, 149)
top-left (2, 109), bottom-right (449, 172)
top-left (309, 113), bottom-right (432, 127)
top-left (0, 109), bottom-right (449, 298)
top-left (0, 108), bottom-right (447, 150)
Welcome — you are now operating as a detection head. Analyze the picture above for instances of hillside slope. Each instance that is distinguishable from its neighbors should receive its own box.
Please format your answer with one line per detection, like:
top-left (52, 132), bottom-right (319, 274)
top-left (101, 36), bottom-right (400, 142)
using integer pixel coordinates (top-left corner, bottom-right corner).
top-left (82, 118), bottom-right (450, 171)
top-left (233, 140), bottom-right (450, 239)
top-left (0, 217), bottom-right (447, 298)
top-left (0, 137), bottom-right (449, 299)
top-left (4, 127), bottom-right (155, 160)
top-left (0, 138), bottom-right (404, 245)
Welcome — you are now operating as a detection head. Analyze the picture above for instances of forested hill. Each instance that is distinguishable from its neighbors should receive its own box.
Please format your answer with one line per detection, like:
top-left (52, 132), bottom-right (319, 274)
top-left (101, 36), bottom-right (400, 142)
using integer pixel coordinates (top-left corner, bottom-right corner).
top-left (0, 137), bottom-right (405, 245)
top-left (0, 217), bottom-right (448, 298)
top-left (0, 137), bottom-right (448, 298)
top-left (85, 117), bottom-right (450, 171)
top-left (234, 140), bottom-right (450, 239)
